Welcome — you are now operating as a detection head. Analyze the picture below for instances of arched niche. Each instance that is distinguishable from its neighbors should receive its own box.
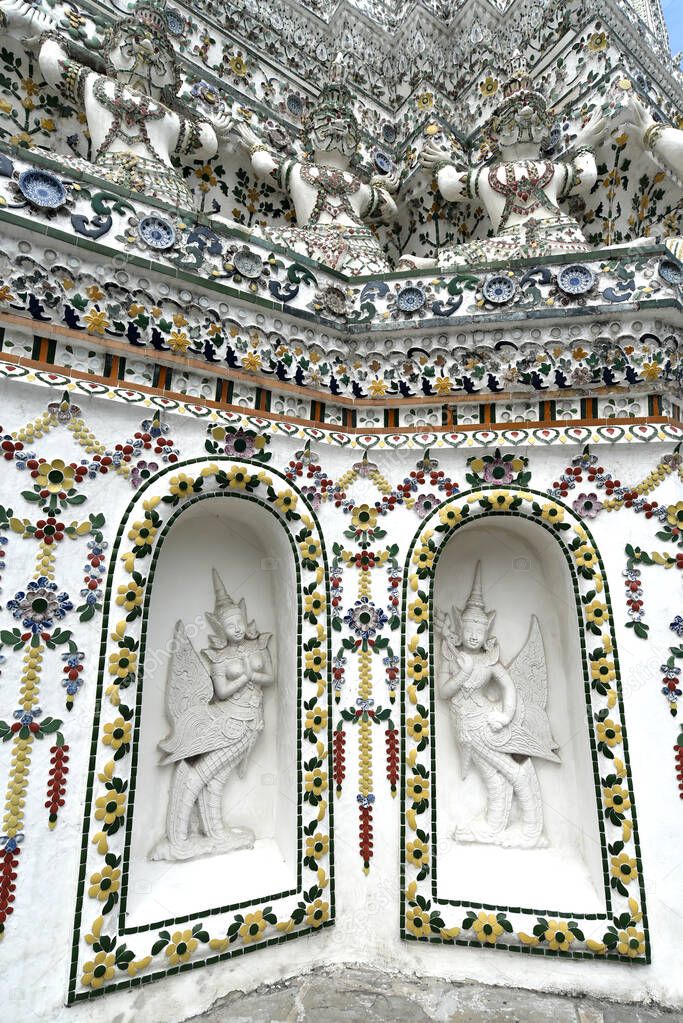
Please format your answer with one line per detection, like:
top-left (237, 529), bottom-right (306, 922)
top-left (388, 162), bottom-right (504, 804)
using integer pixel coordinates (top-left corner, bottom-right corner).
top-left (432, 515), bottom-right (603, 912)
top-left (70, 459), bottom-right (333, 1002)
top-left (401, 487), bottom-right (649, 962)
top-left (126, 494), bottom-right (298, 926)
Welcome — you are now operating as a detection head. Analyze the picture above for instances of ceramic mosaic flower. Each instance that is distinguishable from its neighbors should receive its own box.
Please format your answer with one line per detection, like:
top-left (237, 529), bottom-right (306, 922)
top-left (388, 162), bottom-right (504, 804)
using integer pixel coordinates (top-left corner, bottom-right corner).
top-left (597, 718), bottom-right (622, 747)
top-left (472, 912), bottom-right (504, 944)
top-left (7, 577), bottom-right (72, 632)
top-left (34, 458), bottom-right (76, 494)
top-left (130, 459), bottom-right (159, 488)
top-left (670, 616), bottom-right (683, 637)
top-left (305, 898), bottom-right (329, 928)
top-left (414, 493), bottom-right (440, 518)
top-left (572, 492), bottom-right (603, 518)
top-left (81, 951), bottom-right (115, 989)
top-left (543, 920), bottom-right (576, 950)
top-left (617, 927), bottom-right (645, 957)
top-left (165, 930), bottom-right (198, 964)
top-left (343, 598), bottom-right (388, 640)
top-left (239, 911), bottom-right (267, 944)
top-left (406, 907), bottom-right (430, 937)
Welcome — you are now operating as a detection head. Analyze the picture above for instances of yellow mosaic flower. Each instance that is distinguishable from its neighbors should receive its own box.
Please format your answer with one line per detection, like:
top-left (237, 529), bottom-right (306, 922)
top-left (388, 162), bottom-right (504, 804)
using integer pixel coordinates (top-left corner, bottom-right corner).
top-left (94, 789), bottom-right (125, 826)
top-left (115, 581), bottom-right (144, 612)
top-left (408, 600), bottom-right (428, 624)
top-left (406, 774), bottom-right (429, 802)
top-left (591, 658), bottom-right (616, 684)
top-left (102, 717), bottom-right (131, 751)
top-left (543, 920), bottom-right (575, 951)
top-left (406, 838), bottom-right (429, 867)
top-left (84, 309), bottom-right (109, 334)
top-left (304, 592), bottom-right (326, 617)
top-left (603, 784), bottom-right (631, 814)
top-left (611, 852), bottom-right (638, 885)
top-left (666, 502), bottom-right (683, 528)
top-left (300, 538), bottom-right (321, 561)
top-left (305, 898), bottom-right (329, 928)
top-left (35, 459), bottom-right (75, 494)
top-left (304, 768), bottom-right (328, 795)
top-left (169, 473), bottom-right (195, 497)
top-left (305, 832), bottom-right (329, 859)
top-left (239, 910), bottom-right (267, 944)
top-left (617, 926), bottom-right (645, 957)
top-left (275, 489), bottom-right (298, 513)
top-left (166, 929), bottom-right (198, 964)
top-left (229, 53), bottom-right (249, 77)
top-left (438, 505), bottom-right (463, 527)
top-left (305, 708), bottom-right (327, 732)
top-left (574, 544), bottom-right (597, 570)
top-left (585, 600), bottom-right (609, 626)
top-left (127, 520), bottom-right (157, 549)
top-left (406, 907), bottom-right (431, 937)
top-left (412, 545), bottom-right (435, 571)
top-left (480, 76), bottom-right (499, 97)
top-left (487, 490), bottom-right (514, 511)
top-left (588, 31), bottom-right (608, 51)
top-left (540, 502), bottom-right (564, 524)
top-left (82, 950), bottom-right (115, 988)
top-left (406, 715), bottom-right (429, 742)
top-left (305, 649), bottom-right (326, 673)
top-left (472, 911), bottom-right (504, 944)
top-left (597, 718), bottom-right (622, 747)
top-left (88, 863), bottom-right (121, 901)
top-left (416, 91), bottom-right (434, 110)
top-left (225, 466), bottom-right (251, 489)
top-left (242, 352), bottom-right (262, 372)
top-left (108, 648), bottom-right (137, 679)
top-left (351, 504), bottom-right (378, 531)
top-left (407, 657), bottom-right (428, 682)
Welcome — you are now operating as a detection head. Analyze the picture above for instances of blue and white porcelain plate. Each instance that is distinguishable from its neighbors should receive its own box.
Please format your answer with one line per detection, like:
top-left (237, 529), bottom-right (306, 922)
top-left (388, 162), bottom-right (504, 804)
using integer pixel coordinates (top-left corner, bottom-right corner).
top-left (658, 258), bottom-right (683, 287)
top-left (557, 264), bottom-right (596, 296)
top-left (138, 216), bottom-right (176, 251)
top-left (396, 286), bottom-right (426, 313)
top-left (482, 274), bottom-right (516, 305)
top-left (233, 247), bottom-right (264, 280)
top-left (17, 169), bottom-right (66, 209)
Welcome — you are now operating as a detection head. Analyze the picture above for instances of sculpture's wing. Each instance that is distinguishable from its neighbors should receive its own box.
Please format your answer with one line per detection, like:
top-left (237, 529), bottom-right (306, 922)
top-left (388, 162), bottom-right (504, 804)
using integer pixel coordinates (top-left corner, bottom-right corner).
top-left (165, 620), bottom-right (213, 723)
top-left (505, 615), bottom-right (561, 763)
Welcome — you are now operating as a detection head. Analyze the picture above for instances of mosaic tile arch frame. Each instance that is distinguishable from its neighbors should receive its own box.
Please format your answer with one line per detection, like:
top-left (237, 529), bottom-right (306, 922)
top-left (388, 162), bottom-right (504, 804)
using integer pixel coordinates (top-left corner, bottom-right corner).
top-left (400, 486), bottom-right (650, 964)
top-left (68, 457), bottom-right (334, 1003)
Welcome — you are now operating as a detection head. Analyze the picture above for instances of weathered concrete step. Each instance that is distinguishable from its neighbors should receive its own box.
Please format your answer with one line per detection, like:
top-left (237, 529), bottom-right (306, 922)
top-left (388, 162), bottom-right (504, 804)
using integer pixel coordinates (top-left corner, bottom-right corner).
top-left (185, 965), bottom-right (683, 1023)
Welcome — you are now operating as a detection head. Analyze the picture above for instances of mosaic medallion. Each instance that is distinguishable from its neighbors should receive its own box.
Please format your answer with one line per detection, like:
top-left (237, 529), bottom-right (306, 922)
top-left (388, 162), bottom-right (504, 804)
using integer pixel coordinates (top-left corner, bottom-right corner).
top-left (165, 8), bottom-right (185, 34)
top-left (482, 274), bottom-right (516, 305)
top-left (233, 247), bottom-right (264, 279)
top-left (17, 169), bottom-right (67, 209)
top-left (373, 150), bottom-right (394, 174)
top-left (322, 285), bottom-right (347, 316)
top-left (137, 216), bottom-right (177, 251)
top-left (557, 263), bottom-right (596, 296)
top-left (396, 285), bottom-right (426, 313)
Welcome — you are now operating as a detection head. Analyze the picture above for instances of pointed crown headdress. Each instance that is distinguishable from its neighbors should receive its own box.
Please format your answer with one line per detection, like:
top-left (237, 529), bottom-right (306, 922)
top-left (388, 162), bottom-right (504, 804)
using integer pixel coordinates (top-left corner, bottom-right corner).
top-left (459, 562), bottom-right (496, 630)
top-left (104, 0), bottom-right (180, 94)
top-left (209, 568), bottom-right (244, 624)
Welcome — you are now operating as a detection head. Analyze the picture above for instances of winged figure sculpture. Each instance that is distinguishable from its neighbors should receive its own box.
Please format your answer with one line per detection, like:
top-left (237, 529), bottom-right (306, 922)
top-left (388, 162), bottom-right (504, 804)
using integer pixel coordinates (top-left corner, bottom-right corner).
top-left (150, 570), bottom-right (275, 861)
top-left (434, 562), bottom-right (560, 848)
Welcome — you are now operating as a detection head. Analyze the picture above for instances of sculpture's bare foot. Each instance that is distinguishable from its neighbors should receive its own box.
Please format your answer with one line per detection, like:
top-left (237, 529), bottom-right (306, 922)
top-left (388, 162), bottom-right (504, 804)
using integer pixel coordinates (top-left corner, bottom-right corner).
top-left (454, 822), bottom-right (500, 844)
top-left (501, 830), bottom-right (548, 850)
top-left (150, 826), bottom-right (255, 861)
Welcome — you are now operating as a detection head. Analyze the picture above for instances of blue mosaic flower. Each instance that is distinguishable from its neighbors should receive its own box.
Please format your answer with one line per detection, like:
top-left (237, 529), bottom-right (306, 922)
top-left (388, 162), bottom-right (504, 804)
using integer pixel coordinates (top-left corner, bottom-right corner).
top-left (7, 577), bottom-right (72, 633)
top-left (343, 598), bottom-right (388, 640)
top-left (1, 833), bottom-right (24, 853)
top-left (670, 616), bottom-right (683, 638)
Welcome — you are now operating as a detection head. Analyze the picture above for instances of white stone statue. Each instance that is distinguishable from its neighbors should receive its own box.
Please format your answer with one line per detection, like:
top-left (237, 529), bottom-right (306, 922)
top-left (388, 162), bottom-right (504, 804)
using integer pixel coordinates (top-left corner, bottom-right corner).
top-left (234, 54), bottom-right (399, 275)
top-left (434, 563), bottom-right (560, 849)
top-left (0, 0), bottom-right (232, 210)
top-left (150, 570), bottom-right (274, 861)
top-left (400, 57), bottom-right (607, 269)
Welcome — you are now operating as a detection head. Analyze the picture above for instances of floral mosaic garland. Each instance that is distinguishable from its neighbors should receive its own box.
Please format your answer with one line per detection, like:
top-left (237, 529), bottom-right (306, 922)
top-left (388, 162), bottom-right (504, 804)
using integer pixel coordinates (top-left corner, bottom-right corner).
top-left (68, 456), bottom-right (333, 1001)
top-left (401, 486), bottom-right (650, 962)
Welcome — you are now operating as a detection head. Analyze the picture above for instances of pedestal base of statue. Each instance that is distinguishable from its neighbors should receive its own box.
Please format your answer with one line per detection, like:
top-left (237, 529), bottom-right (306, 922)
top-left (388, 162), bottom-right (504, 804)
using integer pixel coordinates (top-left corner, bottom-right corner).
top-left (150, 826), bottom-right (255, 862)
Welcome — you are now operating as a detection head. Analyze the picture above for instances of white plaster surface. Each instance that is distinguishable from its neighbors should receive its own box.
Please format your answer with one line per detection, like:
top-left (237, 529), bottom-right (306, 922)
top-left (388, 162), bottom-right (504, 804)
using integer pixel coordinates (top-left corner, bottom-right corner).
top-left (1, 382), bottom-right (683, 1020)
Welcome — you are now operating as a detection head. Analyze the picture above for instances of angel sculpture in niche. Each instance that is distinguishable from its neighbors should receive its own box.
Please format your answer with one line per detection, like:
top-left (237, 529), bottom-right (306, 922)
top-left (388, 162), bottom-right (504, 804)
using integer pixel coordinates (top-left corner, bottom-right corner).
top-left (434, 563), bottom-right (560, 849)
top-left (150, 570), bottom-right (274, 861)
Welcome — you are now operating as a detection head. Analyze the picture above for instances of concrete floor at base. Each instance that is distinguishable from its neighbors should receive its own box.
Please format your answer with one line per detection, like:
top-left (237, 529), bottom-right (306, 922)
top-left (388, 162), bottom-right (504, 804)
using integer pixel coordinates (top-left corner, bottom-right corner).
top-left (184, 965), bottom-right (683, 1023)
